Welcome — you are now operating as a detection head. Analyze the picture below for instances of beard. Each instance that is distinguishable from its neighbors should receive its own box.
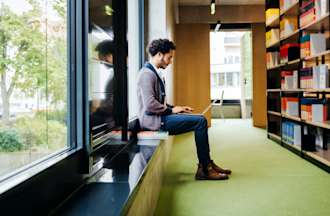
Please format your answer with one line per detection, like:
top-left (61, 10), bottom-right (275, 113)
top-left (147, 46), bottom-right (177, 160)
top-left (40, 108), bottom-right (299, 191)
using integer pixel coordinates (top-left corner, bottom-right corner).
top-left (159, 57), bottom-right (168, 69)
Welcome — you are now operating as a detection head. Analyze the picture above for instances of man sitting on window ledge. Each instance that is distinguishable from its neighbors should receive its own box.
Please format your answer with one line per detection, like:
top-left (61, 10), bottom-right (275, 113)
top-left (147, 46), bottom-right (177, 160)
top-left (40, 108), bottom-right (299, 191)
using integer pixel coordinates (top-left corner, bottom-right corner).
top-left (137, 38), bottom-right (232, 180)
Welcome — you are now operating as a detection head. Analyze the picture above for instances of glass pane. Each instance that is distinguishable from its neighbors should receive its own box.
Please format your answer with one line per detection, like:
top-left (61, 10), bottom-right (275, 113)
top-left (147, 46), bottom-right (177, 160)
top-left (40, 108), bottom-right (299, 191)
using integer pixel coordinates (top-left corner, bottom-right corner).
top-left (219, 73), bottom-right (225, 87)
top-left (235, 56), bottom-right (240, 64)
top-left (128, 0), bottom-right (140, 120)
top-left (0, 0), bottom-right (68, 178)
top-left (226, 73), bottom-right (234, 87)
top-left (88, 0), bottom-right (117, 143)
top-left (210, 31), bottom-right (247, 100)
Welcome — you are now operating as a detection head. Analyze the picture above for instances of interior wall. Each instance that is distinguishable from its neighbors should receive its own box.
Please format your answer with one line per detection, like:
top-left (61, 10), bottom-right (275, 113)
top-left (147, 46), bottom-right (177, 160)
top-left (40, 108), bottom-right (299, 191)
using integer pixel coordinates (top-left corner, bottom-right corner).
top-left (146, 0), bottom-right (176, 105)
top-left (174, 24), bottom-right (211, 124)
top-left (252, 23), bottom-right (267, 128)
top-left (147, 0), bottom-right (166, 40)
top-left (165, 0), bottom-right (176, 105)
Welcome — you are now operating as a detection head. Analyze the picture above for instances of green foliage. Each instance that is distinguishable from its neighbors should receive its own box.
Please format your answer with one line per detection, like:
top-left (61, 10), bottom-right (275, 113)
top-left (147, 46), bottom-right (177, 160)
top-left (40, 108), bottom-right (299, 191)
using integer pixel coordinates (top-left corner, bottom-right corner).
top-left (0, 4), bottom-right (45, 94)
top-left (35, 109), bottom-right (67, 124)
top-left (0, 129), bottom-right (24, 152)
top-left (53, 0), bottom-right (67, 18)
top-left (0, 1), bottom-right (68, 123)
top-left (14, 116), bottom-right (67, 150)
top-left (47, 120), bottom-right (67, 150)
top-left (15, 117), bottom-right (47, 147)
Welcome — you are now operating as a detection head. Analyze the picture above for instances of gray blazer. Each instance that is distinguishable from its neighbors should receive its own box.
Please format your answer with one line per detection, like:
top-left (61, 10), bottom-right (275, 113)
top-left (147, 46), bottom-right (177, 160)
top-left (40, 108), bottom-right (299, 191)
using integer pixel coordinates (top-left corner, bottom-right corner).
top-left (137, 65), bottom-right (172, 130)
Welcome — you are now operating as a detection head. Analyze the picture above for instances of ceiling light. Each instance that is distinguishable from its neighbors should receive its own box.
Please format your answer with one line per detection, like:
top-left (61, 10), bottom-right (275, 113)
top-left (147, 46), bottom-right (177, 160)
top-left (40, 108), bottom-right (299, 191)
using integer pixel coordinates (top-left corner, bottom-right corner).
top-left (210, 0), bottom-right (216, 15)
top-left (105, 5), bottom-right (114, 16)
top-left (214, 20), bottom-right (221, 32)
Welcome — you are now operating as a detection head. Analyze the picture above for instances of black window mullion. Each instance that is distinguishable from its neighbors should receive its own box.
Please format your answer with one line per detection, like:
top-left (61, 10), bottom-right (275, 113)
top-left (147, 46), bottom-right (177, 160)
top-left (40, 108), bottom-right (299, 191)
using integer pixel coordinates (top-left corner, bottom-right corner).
top-left (139, 0), bottom-right (145, 68)
top-left (68, 0), bottom-right (76, 149)
top-left (113, 0), bottom-right (128, 141)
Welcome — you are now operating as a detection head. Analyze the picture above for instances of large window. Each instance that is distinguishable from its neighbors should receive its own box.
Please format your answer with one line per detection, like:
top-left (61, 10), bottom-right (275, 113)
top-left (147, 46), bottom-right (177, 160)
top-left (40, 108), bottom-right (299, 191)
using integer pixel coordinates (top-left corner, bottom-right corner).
top-left (211, 72), bottom-right (239, 88)
top-left (0, 0), bottom-right (69, 179)
top-left (210, 31), bottom-right (249, 100)
top-left (128, 0), bottom-right (143, 121)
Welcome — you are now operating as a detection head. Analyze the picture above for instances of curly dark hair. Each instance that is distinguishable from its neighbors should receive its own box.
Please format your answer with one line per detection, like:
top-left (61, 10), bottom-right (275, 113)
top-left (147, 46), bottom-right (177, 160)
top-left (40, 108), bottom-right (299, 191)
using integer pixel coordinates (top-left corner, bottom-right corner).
top-left (95, 40), bottom-right (114, 57)
top-left (148, 39), bottom-right (176, 56)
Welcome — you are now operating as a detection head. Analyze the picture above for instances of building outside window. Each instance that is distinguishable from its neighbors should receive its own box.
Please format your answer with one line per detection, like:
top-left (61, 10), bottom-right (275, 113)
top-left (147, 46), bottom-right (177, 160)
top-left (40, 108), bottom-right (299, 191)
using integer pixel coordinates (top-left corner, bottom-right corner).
top-left (210, 31), bottom-right (246, 100)
top-left (0, 0), bottom-right (69, 179)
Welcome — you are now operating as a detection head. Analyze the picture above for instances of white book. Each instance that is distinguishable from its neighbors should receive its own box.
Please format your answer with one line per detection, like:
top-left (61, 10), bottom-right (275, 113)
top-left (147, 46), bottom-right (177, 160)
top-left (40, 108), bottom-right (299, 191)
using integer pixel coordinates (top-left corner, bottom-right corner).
top-left (293, 124), bottom-right (301, 146)
top-left (270, 52), bottom-right (279, 67)
top-left (285, 76), bottom-right (294, 89)
top-left (315, 0), bottom-right (329, 18)
top-left (312, 66), bottom-right (320, 89)
top-left (319, 65), bottom-right (329, 89)
top-left (293, 70), bottom-right (298, 89)
top-left (287, 101), bottom-right (299, 116)
top-left (312, 104), bottom-right (324, 122)
top-left (310, 34), bottom-right (326, 56)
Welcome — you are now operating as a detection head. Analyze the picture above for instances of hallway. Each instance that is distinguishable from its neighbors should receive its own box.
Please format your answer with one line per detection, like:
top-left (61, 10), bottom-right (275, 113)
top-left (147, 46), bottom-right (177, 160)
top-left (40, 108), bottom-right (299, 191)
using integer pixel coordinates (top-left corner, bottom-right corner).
top-left (155, 119), bottom-right (330, 216)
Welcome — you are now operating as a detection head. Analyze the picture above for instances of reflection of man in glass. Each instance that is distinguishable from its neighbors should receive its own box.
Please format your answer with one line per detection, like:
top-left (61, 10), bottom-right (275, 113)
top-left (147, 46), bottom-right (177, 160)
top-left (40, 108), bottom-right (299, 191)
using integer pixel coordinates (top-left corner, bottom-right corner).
top-left (91, 40), bottom-right (116, 130)
top-left (95, 40), bottom-right (114, 65)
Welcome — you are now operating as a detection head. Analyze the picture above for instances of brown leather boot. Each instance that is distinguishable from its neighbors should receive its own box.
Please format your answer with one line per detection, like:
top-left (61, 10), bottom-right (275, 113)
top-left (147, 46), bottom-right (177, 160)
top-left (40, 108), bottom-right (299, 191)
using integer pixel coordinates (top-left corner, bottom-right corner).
top-left (210, 160), bottom-right (232, 175)
top-left (195, 163), bottom-right (229, 180)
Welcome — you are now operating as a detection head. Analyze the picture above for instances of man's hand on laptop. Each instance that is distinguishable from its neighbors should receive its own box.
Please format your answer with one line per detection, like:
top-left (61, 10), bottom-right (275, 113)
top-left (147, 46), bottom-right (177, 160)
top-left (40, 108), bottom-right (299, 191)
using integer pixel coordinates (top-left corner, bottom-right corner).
top-left (172, 106), bottom-right (194, 114)
top-left (182, 106), bottom-right (193, 113)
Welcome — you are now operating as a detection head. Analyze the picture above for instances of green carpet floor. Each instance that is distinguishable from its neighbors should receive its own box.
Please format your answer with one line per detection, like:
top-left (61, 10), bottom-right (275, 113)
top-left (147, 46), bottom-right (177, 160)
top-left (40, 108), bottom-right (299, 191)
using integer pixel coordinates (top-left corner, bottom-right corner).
top-left (154, 119), bottom-right (330, 216)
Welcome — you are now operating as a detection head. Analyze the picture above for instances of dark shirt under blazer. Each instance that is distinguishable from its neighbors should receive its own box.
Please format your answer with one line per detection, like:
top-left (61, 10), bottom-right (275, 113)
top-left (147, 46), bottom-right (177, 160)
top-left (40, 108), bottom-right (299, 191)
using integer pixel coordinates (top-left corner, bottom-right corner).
top-left (137, 64), bottom-right (172, 130)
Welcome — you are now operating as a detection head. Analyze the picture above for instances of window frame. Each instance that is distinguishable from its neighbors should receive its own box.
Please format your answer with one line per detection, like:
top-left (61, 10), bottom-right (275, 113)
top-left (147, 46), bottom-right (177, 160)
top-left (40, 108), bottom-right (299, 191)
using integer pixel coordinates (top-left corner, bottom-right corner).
top-left (0, 0), bottom-right (83, 194)
top-left (139, 0), bottom-right (145, 68)
top-left (127, 0), bottom-right (145, 124)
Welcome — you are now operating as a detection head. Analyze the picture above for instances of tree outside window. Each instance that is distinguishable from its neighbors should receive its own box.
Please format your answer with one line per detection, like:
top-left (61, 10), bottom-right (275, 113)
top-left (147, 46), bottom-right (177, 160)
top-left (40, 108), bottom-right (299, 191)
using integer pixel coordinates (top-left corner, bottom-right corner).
top-left (0, 0), bottom-right (68, 178)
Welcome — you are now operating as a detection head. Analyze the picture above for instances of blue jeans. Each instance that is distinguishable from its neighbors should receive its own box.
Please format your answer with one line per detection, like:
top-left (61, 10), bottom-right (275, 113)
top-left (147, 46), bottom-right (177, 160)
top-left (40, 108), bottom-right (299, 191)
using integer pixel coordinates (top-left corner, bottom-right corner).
top-left (161, 114), bottom-right (211, 167)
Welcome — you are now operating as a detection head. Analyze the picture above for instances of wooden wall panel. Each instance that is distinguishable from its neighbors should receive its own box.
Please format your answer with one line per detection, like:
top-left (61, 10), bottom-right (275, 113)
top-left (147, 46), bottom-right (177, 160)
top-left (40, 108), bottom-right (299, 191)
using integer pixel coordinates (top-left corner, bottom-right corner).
top-left (174, 24), bottom-right (211, 124)
top-left (252, 23), bottom-right (267, 128)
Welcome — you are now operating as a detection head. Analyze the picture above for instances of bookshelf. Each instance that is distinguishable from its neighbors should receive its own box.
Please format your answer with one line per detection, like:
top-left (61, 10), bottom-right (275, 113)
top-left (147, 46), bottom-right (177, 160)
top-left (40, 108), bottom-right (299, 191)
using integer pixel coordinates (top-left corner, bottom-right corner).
top-left (301, 12), bottom-right (330, 31)
top-left (265, 0), bottom-right (330, 172)
top-left (267, 132), bottom-right (282, 142)
top-left (280, 29), bottom-right (300, 42)
top-left (280, 0), bottom-right (300, 16)
top-left (266, 15), bottom-right (280, 28)
top-left (266, 40), bottom-right (281, 49)
top-left (268, 110), bottom-right (282, 116)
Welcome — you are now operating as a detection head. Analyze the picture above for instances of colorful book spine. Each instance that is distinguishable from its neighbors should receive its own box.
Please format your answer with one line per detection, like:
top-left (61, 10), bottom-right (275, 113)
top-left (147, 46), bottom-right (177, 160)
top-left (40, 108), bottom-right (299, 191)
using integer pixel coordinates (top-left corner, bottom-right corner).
top-left (282, 121), bottom-right (301, 145)
top-left (300, 67), bottom-right (313, 88)
top-left (281, 70), bottom-right (298, 89)
top-left (300, 98), bottom-right (327, 121)
top-left (282, 97), bottom-right (299, 116)
top-left (266, 8), bottom-right (280, 24)
top-left (300, 7), bottom-right (316, 28)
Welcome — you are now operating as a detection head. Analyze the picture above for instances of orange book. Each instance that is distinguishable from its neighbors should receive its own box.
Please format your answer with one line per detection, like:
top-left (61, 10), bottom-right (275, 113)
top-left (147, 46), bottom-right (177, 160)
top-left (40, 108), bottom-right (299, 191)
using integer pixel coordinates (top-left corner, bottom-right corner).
top-left (301, 104), bottom-right (306, 120)
top-left (307, 105), bottom-right (312, 121)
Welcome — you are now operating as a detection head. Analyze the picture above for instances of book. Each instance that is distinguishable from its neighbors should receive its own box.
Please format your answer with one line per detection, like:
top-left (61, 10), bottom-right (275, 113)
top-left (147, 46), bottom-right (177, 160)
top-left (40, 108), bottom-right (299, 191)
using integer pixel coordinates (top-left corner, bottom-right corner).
top-left (108, 130), bottom-right (169, 140)
top-left (319, 65), bottom-right (329, 89)
top-left (310, 33), bottom-right (326, 56)
top-left (137, 131), bottom-right (169, 140)
top-left (315, 0), bottom-right (329, 18)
